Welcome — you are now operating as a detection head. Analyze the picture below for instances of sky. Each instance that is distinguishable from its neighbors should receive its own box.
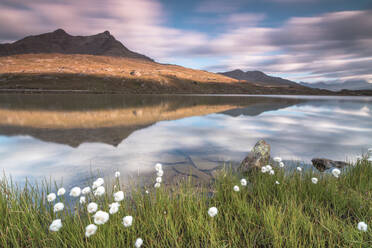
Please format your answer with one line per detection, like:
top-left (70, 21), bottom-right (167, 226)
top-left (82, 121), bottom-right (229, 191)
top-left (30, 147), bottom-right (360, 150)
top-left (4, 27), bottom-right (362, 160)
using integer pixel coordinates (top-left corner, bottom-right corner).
top-left (0, 0), bottom-right (371, 83)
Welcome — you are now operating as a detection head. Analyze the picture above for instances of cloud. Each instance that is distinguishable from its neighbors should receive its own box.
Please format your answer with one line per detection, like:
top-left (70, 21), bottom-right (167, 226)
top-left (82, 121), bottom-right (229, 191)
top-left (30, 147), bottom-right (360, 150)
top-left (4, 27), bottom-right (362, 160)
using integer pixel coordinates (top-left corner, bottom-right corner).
top-left (195, 0), bottom-right (246, 13)
top-left (0, 1), bottom-right (371, 83)
top-left (0, 0), bottom-right (209, 61)
top-left (205, 10), bottom-right (372, 83)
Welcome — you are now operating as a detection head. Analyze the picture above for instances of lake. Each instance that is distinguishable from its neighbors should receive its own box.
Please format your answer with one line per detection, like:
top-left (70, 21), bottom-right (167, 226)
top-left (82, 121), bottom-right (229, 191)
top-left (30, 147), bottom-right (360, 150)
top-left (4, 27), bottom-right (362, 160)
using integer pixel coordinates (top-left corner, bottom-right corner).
top-left (0, 94), bottom-right (371, 188)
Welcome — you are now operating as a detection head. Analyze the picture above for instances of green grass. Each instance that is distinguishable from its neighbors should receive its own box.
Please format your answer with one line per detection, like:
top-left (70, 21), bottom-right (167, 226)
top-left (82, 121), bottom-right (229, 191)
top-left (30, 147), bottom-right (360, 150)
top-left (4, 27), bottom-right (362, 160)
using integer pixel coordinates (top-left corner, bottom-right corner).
top-left (0, 159), bottom-right (371, 247)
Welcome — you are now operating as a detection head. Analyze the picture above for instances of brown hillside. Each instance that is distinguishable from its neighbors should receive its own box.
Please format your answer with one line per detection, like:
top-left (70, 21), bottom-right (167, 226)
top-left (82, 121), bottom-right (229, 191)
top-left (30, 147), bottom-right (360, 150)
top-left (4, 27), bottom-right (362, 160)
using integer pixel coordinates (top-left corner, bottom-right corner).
top-left (0, 54), bottom-right (349, 95)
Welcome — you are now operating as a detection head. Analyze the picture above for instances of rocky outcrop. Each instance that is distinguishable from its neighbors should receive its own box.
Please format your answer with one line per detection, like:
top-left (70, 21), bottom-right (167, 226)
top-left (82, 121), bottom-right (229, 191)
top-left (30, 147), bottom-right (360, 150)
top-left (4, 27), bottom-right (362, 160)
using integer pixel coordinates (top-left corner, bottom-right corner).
top-left (311, 158), bottom-right (350, 172)
top-left (239, 140), bottom-right (271, 171)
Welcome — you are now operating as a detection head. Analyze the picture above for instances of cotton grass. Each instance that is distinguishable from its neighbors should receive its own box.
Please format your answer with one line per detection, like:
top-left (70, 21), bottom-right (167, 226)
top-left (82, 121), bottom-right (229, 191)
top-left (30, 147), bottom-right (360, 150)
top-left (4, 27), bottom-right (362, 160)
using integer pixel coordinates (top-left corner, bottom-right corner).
top-left (93, 211), bottom-right (109, 225)
top-left (134, 238), bottom-right (143, 248)
top-left (53, 202), bottom-right (64, 212)
top-left (85, 224), bottom-right (98, 237)
top-left (208, 207), bottom-right (218, 217)
top-left (332, 168), bottom-right (341, 178)
top-left (357, 221), bottom-right (368, 232)
top-left (49, 219), bottom-right (62, 232)
top-left (47, 193), bottom-right (56, 202)
top-left (69, 187), bottom-right (81, 197)
top-left (87, 202), bottom-right (98, 214)
top-left (57, 188), bottom-right (65, 196)
top-left (1, 157), bottom-right (371, 247)
top-left (113, 191), bottom-right (124, 202)
top-left (122, 216), bottom-right (133, 227)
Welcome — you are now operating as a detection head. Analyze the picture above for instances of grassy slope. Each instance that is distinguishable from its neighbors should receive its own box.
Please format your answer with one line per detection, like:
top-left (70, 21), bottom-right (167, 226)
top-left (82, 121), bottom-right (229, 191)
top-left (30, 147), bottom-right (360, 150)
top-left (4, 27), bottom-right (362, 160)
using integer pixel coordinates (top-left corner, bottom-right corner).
top-left (0, 54), bottom-right (337, 95)
top-left (0, 159), bottom-right (371, 247)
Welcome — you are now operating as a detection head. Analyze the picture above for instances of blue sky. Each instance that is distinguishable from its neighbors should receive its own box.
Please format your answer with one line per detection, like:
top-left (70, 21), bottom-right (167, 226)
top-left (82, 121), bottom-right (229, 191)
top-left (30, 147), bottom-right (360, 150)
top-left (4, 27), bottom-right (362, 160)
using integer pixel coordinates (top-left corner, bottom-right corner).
top-left (0, 0), bottom-right (371, 83)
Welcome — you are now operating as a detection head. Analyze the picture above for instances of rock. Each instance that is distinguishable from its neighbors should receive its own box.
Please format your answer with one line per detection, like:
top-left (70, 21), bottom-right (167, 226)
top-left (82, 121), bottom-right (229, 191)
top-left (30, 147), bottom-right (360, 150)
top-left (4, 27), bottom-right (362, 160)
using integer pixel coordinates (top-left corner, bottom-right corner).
top-left (239, 139), bottom-right (270, 171)
top-left (130, 70), bottom-right (141, 76)
top-left (311, 158), bottom-right (350, 172)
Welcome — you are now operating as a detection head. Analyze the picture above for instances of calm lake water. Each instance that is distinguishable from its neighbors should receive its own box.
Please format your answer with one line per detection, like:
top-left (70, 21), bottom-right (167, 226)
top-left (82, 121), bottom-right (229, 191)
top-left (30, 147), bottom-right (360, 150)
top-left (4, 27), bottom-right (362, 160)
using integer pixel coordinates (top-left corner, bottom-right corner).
top-left (0, 94), bottom-right (371, 187)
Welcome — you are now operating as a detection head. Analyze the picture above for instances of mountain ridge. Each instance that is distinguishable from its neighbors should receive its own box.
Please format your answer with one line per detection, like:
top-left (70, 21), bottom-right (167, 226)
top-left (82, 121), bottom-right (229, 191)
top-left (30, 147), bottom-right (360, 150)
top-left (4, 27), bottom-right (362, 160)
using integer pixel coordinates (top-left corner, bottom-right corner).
top-left (219, 69), bottom-right (301, 87)
top-left (0, 29), bottom-right (153, 61)
top-left (300, 80), bottom-right (372, 91)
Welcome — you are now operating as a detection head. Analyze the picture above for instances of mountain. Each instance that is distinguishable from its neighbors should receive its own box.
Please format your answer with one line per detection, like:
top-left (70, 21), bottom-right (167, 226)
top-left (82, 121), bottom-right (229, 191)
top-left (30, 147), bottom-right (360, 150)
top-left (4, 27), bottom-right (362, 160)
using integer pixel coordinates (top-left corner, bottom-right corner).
top-left (219, 69), bottom-right (301, 87)
top-left (0, 29), bottom-right (153, 61)
top-left (300, 80), bottom-right (372, 91)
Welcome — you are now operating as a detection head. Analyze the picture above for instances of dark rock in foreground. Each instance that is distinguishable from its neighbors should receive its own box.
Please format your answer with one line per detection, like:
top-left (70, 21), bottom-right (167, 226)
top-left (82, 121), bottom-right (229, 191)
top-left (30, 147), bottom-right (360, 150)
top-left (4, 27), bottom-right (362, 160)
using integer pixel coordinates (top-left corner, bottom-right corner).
top-left (311, 158), bottom-right (350, 172)
top-left (240, 139), bottom-right (270, 171)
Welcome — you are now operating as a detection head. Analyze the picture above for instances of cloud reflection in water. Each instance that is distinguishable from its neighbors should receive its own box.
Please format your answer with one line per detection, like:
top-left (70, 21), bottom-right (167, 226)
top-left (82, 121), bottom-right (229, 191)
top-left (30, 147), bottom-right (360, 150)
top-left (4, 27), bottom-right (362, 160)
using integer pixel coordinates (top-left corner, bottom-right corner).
top-left (0, 97), bottom-right (371, 187)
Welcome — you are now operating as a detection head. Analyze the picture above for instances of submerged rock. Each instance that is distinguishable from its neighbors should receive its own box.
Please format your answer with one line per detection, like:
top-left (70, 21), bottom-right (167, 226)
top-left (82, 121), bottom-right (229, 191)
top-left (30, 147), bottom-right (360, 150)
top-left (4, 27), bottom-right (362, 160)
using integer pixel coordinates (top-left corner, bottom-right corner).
top-left (239, 139), bottom-right (271, 171)
top-left (311, 158), bottom-right (349, 172)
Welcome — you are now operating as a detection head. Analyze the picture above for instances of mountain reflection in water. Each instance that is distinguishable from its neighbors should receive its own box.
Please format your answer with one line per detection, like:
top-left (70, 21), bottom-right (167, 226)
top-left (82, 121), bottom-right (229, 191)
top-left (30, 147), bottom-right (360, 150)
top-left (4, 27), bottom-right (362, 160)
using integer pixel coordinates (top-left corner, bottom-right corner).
top-left (0, 94), bottom-right (371, 188)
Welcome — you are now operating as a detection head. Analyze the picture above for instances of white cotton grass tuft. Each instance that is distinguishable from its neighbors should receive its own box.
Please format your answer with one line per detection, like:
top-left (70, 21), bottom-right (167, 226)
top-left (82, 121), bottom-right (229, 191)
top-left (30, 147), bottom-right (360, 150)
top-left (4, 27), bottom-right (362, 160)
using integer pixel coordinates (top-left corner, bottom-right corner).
top-left (69, 187), bottom-right (81, 197)
top-left (233, 185), bottom-right (240, 192)
top-left (47, 193), bottom-right (56, 202)
top-left (296, 167), bottom-right (302, 172)
top-left (157, 170), bottom-right (164, 177)
top-left (279, 162), bottom-right (285, 168)
top-left (53, 202), bottom-right (64, 213)
top-left (94, 186), bottom-right (105, 196)
top-left (82, 186), bottom-right (91, 195)
top-left (240, 178), bottom-right (247, 186)
top-left (357, 221), bottom-right (368, 232)
top-left (275, 181), bottom-right (280, 185)
top-left (273, 157), bottom-right (282, 163)
top-left (145, 190), bottom-right (149, 194)
top-left (154, 182), bottom-right (161, 188)
top-left (113, 191), bottom-right (124, 202)
top-left (80, 196), bottom-right (86, 204)
top-left (331, 168), bottom-right (341, 178)
top-left (122, 216), bottom-right (133, 227)
top-left (311, 177), bottom-right (318, 184)
top-left (49, 219), bottom-right (62, 232)
top-left (135, 238), bottom-right (143, 248)
top-left (109, 202), bottom-right (120, 214)
top-left (85, 224), bottom-right (98, 237)
top-left (93, 211), bottom-right (109, 225)
top-left (57, 188), bottom-right (66, 196)
top-left (87, 202), bottom-right (98, 213)
top-left (92, 178), bottom-right (104, 189)
top-left (262, 165), bottom-right (274, 174)
top-left (208, 207), bottom-right (218, 217)
top-left (156, 177), bottom-right (162, 183)
top-left (114, 171), bottom-right (120, 178)
top-left (155, 163), bottom-right (162, 171)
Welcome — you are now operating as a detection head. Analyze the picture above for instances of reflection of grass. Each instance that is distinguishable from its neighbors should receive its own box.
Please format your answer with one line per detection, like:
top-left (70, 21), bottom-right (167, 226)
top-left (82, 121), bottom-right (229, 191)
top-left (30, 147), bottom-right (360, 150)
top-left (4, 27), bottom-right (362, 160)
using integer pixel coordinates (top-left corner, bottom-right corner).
top-left (0, 159), bottom-right (371, 247)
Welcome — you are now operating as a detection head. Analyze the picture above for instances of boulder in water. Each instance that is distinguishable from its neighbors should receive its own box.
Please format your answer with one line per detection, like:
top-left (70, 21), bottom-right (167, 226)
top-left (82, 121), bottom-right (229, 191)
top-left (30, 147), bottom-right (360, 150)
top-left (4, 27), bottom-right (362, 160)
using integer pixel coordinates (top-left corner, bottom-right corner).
top-left (239, 139), bottom-right (271, 172)
top-left (311, 158), bottom-right (349, 172)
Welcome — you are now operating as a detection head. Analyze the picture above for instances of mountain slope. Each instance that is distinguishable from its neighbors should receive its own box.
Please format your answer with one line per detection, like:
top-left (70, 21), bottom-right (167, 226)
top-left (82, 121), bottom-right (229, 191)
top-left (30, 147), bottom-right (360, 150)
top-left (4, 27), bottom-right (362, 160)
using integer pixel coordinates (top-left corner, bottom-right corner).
top-left (300, 80), bottom-right (372, 91)
top-left (220, 69), bottom-right (300, 87)
top-left (0, 29), bottom-right (153, 61)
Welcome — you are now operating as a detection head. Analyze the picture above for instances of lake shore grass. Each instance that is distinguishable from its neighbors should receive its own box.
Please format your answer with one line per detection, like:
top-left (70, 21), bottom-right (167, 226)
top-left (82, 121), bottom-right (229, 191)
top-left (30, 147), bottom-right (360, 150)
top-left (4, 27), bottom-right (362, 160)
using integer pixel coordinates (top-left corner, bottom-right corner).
top-left (0, 158), bottom-right (371, 247)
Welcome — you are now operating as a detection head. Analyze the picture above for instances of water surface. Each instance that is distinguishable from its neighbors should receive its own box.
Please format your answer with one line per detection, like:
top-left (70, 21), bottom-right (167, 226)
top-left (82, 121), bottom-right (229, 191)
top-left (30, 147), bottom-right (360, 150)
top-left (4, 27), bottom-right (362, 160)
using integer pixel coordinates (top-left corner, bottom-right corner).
top-left (0, 94), bottom-right (371, 187)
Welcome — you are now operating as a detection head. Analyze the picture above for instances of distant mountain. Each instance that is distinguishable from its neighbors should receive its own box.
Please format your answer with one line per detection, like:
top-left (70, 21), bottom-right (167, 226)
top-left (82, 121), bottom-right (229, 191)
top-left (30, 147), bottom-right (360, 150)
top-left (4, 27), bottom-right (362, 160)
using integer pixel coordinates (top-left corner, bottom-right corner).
top-left (0, 29), bottom-right (153, 61)
top-left (300, 80), bottom-right (372, 91)
top-left (219, 69), bottom-right (301, 87)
